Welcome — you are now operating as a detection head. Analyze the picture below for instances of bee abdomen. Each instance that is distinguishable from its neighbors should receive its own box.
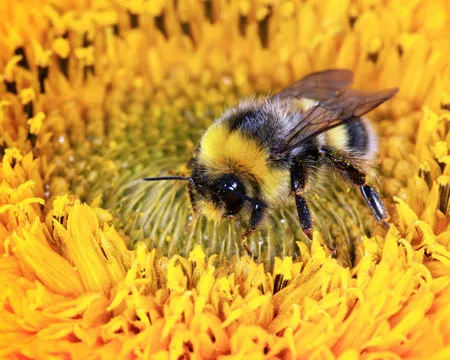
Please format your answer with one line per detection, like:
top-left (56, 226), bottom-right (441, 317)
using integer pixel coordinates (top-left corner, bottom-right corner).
top-left (320, 118), bottom-right (378, 160)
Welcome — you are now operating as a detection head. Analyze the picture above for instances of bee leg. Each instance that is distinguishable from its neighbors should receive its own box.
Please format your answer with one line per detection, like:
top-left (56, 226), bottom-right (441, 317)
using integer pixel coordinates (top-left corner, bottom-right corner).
top-left (319, 147), bottom-right (389, 224)
top-left (242, 242), bottom-right (253, 258)
top-left (294, 195), bottom-right (313, 240)
top-left (360, 184), bottom-right (389, 223)
top-left (242, 201), bottom-right (266, 257)
top-left (290, 165), bottom-right (313, 240)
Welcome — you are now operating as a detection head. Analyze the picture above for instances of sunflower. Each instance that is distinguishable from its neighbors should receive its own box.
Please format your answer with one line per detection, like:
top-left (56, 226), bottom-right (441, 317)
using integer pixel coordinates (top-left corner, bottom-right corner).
top-left (1, 0), bottom-right (450, 358)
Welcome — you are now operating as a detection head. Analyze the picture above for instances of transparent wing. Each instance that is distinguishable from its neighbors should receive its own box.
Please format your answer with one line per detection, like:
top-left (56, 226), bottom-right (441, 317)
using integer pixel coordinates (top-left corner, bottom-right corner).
top-left (274, 70), bottom-right (398, 153)
top-left (276, 69), bottom-right (354, 101)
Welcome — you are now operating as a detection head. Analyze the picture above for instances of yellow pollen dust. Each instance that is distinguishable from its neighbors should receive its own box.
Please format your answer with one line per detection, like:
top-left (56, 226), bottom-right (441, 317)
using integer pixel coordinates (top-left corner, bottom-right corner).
top-left (200, 200), bottom-right (224, 222)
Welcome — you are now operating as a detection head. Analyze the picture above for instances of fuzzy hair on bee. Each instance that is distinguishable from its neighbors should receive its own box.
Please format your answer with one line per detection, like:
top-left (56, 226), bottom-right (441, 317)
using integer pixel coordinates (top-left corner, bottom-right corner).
top-left (143, 69), bottom-right (398, 247)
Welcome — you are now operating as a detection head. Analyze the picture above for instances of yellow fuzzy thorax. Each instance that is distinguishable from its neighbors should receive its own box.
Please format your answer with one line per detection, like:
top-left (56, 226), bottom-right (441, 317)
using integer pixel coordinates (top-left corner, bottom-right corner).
top-left (199, 122), bottom-right (290, 204)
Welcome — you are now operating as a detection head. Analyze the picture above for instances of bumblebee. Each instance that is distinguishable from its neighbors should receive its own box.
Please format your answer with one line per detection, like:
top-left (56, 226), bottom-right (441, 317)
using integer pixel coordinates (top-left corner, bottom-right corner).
top-left (144, 69), bottom-right (398, 243)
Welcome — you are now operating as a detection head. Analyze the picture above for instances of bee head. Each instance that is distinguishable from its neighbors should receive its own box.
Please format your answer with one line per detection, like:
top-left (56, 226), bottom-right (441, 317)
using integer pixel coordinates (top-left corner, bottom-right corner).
top-left (142, 172), bottom-right (254, 221)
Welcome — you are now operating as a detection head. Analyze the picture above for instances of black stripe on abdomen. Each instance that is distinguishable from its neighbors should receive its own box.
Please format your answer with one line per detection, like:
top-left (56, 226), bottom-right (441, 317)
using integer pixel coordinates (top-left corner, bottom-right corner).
top-left (345, 119), bottom-right (369, 153)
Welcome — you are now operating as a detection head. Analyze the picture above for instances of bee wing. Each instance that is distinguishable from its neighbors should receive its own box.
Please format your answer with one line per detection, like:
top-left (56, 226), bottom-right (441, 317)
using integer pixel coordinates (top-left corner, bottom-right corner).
top-left (275, 69), bottom-right (354, 101)
top-left (280, 87), bottom-right (399, 153)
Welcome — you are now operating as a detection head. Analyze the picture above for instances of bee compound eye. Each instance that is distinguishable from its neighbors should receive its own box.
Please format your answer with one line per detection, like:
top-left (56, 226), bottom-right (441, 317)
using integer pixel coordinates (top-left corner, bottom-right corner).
top-left (212, 174), bottom-right (246, 216)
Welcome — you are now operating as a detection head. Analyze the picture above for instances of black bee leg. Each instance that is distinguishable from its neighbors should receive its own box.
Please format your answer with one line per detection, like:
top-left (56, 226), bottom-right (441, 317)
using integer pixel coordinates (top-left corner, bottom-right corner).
top-left (360, 184), bottom-right (389, 223)
top-left (294, 195), bottom-right (313, 240)
top-left (319, 147), bottom-right (389, 224)
top-left (290, 164), bottom-right (314, 240)
top-left (242, 201), bottom-right (266, 257)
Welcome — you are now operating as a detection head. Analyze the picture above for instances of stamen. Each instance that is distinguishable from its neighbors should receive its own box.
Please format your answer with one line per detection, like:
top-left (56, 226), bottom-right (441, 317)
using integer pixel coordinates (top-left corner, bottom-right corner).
top-left (239, 15), bottom-right (247, 36)
top-left (155, 14), bottom-right (168, 38)
top-left (419, 166), bottom-right (432, 188)
top-left (113, 24), bottom-right (120, 36)
top-left (84, 65), bottom-right (95, 80)
top-left (4, 80), bottom-right (17, 94)
top-left (14, 46), bottom-right (30, 69)
top-left (438, 176), bottom-right (450, 214)
top-left (38, 65), bottom-right (49, 94)
top-left (258, 6), bottom-right (273, 49)
top-left (367, 52), bottom-right (379, 63)
top-left (204, 0), bottom-right (214, 23)
top-left (24, 101), bottom-right (34, 119)
top-left (129, 12), bottom-right (139, 29)
top-left (181, 22), bottom-right (196, 45)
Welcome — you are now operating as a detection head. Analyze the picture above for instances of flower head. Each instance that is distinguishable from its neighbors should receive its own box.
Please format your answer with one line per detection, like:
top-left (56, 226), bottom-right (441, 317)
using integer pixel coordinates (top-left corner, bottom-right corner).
top-left (1, 0), bottom-right (450, 358)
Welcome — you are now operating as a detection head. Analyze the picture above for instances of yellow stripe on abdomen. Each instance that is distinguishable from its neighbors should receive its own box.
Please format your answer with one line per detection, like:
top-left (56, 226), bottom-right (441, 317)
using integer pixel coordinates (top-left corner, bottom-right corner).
top-left (325, 125), bottom-right (349, 150)
top-left (323, 119), bottom-right (378, 160)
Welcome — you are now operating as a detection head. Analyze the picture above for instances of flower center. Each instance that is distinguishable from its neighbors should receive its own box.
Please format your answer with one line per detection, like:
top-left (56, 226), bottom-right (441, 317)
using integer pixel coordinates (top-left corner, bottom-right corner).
top-left (34, 2), bottom-right (405, 266)
top-left (51, 78), bottom-right (384, 266)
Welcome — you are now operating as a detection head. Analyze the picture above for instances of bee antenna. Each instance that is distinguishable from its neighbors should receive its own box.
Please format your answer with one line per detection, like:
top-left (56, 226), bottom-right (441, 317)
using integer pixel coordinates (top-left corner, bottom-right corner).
top-left (142, 176), bottom-right (194, 185)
